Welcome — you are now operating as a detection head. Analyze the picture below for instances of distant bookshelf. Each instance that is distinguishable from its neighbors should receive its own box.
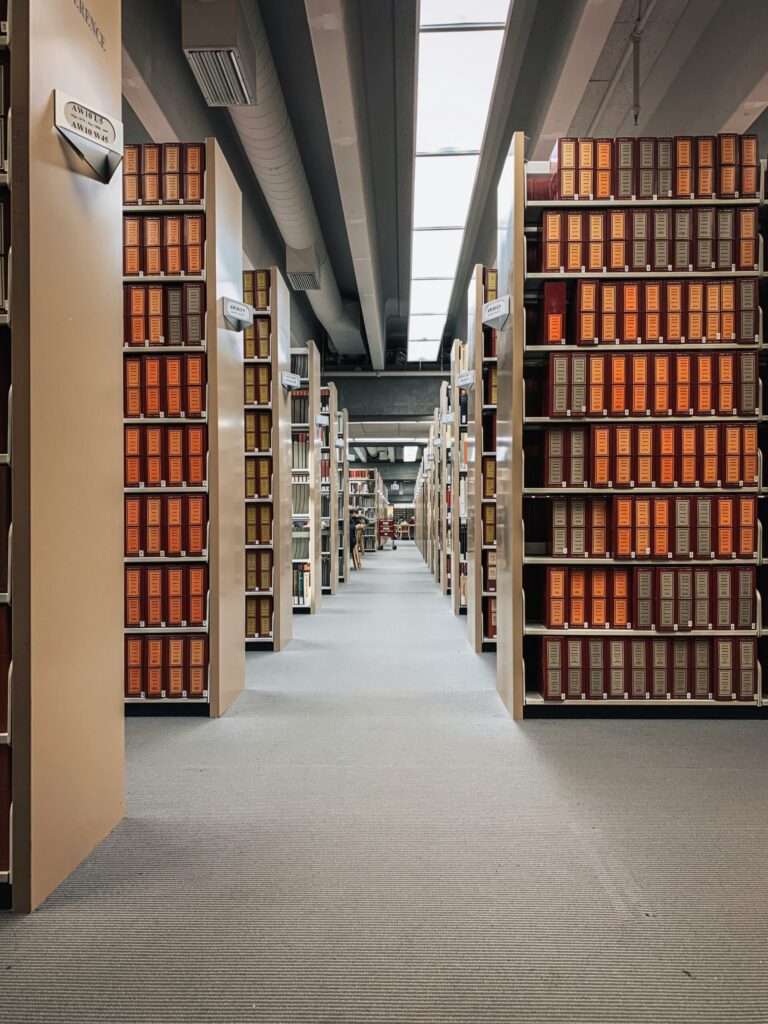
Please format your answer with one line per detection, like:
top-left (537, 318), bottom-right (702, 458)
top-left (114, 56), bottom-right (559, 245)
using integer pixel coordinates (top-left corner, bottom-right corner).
top-left (243, 267), bottom-right (292, 651)
top-left (291, 342), bottom-right (322, 613)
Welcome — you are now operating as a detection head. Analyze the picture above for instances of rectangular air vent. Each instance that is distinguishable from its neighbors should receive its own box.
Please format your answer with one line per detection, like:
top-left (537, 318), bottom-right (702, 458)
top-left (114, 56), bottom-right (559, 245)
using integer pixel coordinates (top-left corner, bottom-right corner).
top-left (287, 271), bottom-right (320, 291)
top-left (286, 245), bottom-right (321, 291)
top-left (182, 0), bottom-right (256, 107)
top-left (185, 48), bottom-right (254, 106)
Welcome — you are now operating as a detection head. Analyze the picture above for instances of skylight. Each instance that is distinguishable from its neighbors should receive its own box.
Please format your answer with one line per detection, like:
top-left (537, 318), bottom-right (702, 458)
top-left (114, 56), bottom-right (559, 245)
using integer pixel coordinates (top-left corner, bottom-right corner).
top-left (407, 8), bottom-right (508, 362)
top-left (420, 0), bottom-right (509, 28)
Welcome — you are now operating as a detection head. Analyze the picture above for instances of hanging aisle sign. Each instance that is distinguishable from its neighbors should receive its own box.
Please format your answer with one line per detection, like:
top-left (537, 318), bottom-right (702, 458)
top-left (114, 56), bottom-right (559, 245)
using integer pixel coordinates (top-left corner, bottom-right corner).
top-left (482, 295), bottom-right (510, 331)
top-left (54, 90), bottom-right (123, 183)
top-left (222, 298), bottom-right (253, 332)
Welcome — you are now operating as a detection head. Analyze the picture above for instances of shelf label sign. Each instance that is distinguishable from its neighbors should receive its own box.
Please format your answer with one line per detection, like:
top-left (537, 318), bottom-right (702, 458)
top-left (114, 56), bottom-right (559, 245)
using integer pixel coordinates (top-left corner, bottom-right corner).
top-left (281, 371), bottom-right (301, 390)
top-left (441, 412), bottom-right (455, 425)
top-left (427, 453), bottom-right (435, 463)
top-left (222, 298), bottom-right (253, 332)
top-left (457, 369), bottom-right (475, 390)
top-left (482, 294), bottom-right (510, 331)
top-left (316, 413), bottom-right (330, 427)
top-left (54, 90), bottom-right (123, 183)
top-left (335, 438), bottom-right (345, 448)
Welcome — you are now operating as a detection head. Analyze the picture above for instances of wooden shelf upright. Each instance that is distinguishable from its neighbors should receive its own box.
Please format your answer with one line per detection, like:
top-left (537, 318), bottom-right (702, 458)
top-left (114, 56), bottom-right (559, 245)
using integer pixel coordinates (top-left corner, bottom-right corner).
top-left (122, 138), bottom-right (245, 717)
top-left (451, 339), bottom-right (470, 614)
top-left (466, 265), bottom-right (498, 653)
top-left (320, 383), bottom-right (338, 595)
top-left (290, 340), bottom-right (321, 613)
top-left (242, 266), bottom-right (292, 651)
top-left (496, 129), bottom-right (766, 719)
top-left (4, 0), bottom-right (125, 913)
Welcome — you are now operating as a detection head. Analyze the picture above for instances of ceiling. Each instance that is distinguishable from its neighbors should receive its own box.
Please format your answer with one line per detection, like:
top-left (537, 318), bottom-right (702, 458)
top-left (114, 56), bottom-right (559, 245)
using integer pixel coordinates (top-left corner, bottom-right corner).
top-left (258, 0), bottom-right (768, 369)
top-left (260, 0), bottom-right (416, 367)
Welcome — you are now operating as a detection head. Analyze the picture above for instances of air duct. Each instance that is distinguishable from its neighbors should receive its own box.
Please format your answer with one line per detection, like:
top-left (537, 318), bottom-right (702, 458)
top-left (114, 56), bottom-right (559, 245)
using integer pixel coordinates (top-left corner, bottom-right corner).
top-left (182, 0), bottom-right (365, 358)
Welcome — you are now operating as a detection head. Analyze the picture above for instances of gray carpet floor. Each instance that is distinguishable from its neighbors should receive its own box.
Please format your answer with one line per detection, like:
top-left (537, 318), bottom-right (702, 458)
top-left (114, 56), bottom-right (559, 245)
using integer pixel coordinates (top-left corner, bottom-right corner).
top-left (1, 542), bottom-right (768, 1022)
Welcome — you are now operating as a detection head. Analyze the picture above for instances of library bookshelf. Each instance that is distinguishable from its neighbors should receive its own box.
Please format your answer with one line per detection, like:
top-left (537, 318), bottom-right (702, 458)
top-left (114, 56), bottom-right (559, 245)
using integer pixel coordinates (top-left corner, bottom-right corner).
top-left (320, 383), bottom-right (339, 595)
top-left (450, 339), bottom-right (470, 615)
top-left (243, 267), bottom-right (292, 652)
top-left (349, 467), bottom-right (383, 555)
top-left (439, 382), bottom-right (452, 596)
top-left (496, 130), bottom-right (766, 719)
top-left (290, 341), bottom-right (322, 614)
top-left (415, 439), bottom-right (437, 568)
top-left (3, 0), bottom-right (125, 913)
top-left (122, 138), bottom-right (244, 719)
top-left (337, 408), bottom-right (350, 584)
top-left (466, 265), bottom-right (498, 653)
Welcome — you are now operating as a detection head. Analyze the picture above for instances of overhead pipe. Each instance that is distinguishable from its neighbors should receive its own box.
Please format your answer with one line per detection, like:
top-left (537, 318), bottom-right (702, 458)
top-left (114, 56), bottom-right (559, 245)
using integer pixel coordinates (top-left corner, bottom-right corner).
top-left (210, 0), bottom-right (365, 357)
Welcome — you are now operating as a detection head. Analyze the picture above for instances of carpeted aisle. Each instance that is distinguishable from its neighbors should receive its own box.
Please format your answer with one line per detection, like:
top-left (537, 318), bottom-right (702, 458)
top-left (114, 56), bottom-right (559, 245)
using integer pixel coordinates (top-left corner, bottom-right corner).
top-left (1, 542), bottom-right (768, 1022)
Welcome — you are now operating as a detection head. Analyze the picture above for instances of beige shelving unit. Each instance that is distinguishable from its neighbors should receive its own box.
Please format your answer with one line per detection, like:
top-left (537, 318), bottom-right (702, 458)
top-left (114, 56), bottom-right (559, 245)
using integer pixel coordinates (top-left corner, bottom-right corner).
top-left (466, 265), bottom-right (498, 653)
top-left (337, 408), bottom-right (350, 584)
top-left (496, 129), bottom-right (766, 720)
top-left (122, 138), bottom-right (245, 719)
top-left (320, 383), bottom-right (339, 595)
top-left (451, 339), bottom-right (470, 615)
top-left (439, 382), bottom-right (452, 596)
top-left (290, 340), bottom-right (322, 614)
top-left (4, 0), bottom-right (125, 913)
top-left (414, 458), bottom-right (427, 561)
top-left (243, 266), bottom-right (292, 652)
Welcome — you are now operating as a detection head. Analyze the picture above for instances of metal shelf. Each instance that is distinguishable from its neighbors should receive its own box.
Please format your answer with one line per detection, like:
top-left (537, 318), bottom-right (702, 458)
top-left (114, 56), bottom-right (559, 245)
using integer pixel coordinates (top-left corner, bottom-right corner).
top-left (245, 590), bottom-right (273, 597)
top-left (245, 496), bottom-right (274, 503)
top-left (525, 414), bottom-right (760, 425)
top-left (0, 732), bottom-right (8, 747)
top-left (124, 416), bottom-right (207, 425)
top-left (527, 196), bottom-right (763, 210)
top-left (525, 485), bottom-right (760, 496)
top-left (524, 554), bottom-right (759, 566)
top-left (524, 691), bottom-right (760, 708)
top-left (123, 345), bottom-right (207, 353)
top-left (123, 204), bottom-right (206, 213)
top-left (525, 342), bottom-right (760, 354)
top-left (525, 624), bottom-right (758, 638)
top-left (125, 695), bottom-right (210, 704)
top-left (124, 625), bottom-right (208, 634)
top-left (125, 486), bottom-right (208, 493)
top-left (123, 275), bottom-right (206, 283)
top-left (527, 269), bottom-right (761, 280)
top-left (124, 554), bottom-right (207, 563)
